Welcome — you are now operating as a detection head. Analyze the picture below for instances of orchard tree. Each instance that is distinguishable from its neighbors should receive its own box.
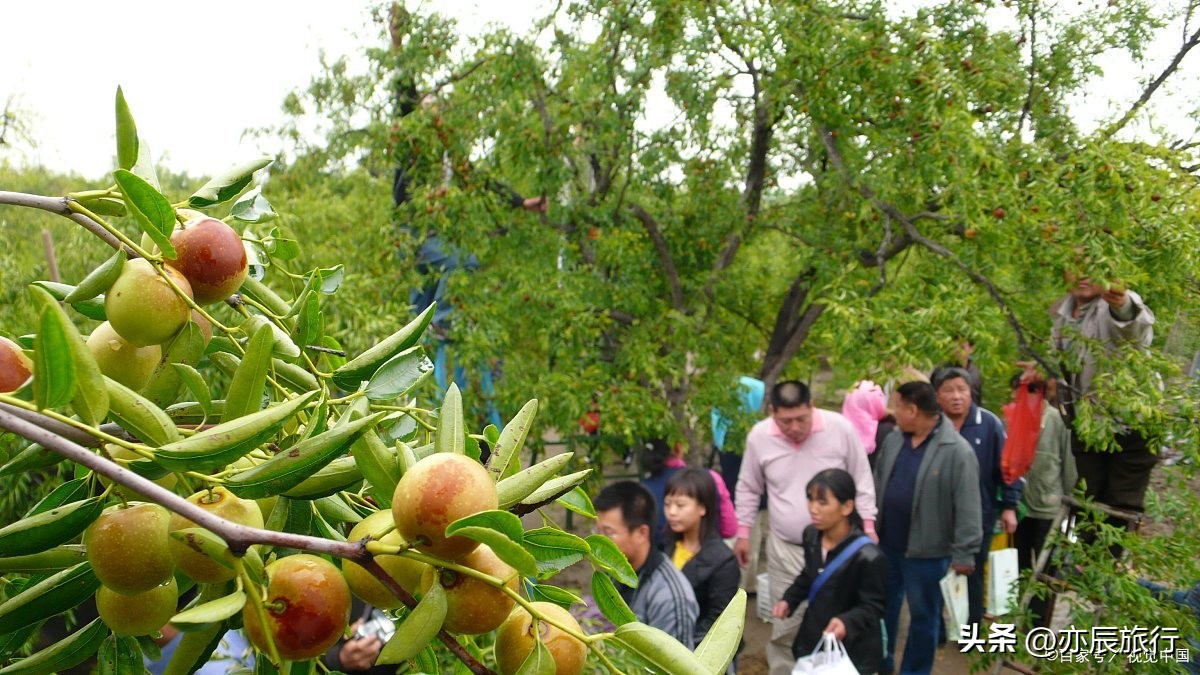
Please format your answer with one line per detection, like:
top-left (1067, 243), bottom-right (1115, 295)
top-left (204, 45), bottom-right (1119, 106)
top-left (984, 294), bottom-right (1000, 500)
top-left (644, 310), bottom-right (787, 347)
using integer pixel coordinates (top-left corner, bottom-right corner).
top-left (0, 90), bottom-right (745, 674)
top-left (280, 0), bottom-right (1200, 459)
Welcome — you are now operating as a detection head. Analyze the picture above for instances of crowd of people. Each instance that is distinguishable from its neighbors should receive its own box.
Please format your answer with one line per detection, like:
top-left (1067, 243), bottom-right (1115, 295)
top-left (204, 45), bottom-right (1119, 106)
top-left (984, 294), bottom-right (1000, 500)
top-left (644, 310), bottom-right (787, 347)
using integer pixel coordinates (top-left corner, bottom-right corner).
top-left (590, 272), bottom-right (1165, 675)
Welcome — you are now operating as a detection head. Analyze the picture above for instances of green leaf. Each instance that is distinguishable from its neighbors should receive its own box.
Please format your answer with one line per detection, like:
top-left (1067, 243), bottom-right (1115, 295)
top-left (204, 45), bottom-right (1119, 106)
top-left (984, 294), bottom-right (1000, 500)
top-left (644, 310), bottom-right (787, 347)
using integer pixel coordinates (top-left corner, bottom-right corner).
top-left (114, 87), bottom-right (138, 171)
top-left (524, 527), bottom-right (589, 578)
top-left (113, 169), bottom-right (176, 259)
top-left (30, 281), bottom-right (107, 321)
top-left (365, 346), bottom-right (434, 401)
top-left (436, 383), bottom-right (465, 455)
top-left (188, 157), bottom-right (272, 208)
top-left (170, 590), bottom-right (246, 628)
top-left (295, 291), bottom-right (321, 350)
top-left (526, 583), bottom-right (585, 610)
top-left (694, 589), bottom-right (746, 675)
top-left (514, 637), bottom-right (556, 675)
top-left (0, 546), bottom-right (87, 574)
top-left (586, 535), bottom-right (638, 588)
top-left (27, 478), bottom-right (89, 516)
top-left (521, 469), bottom-right (592, 507)
top-left (173, 363), bottom-right (212, 419)
top-left (486, 399), bottom-right (538, 481)
top-left (0, 618), bottom-right (106, 675)
top-left (444, 510), bottom-right (537, 577)
top-left (168, 528), bottom-right (237, 575)
top-left (0, 562), bottom-right (100, 633)
top-left (591, 571), bottom-right (637, 626)
top-left (310, 265), bottom-right (343, 293)
top-left (97, 634), bottom-right (142, 675)
top-left (377, 582), bottom-right (446, 665)
top-left (351, 429), bottom-right (399, 508)
top-left (611, 622), bottom-right (708, 675)
top-left (414, 645), bottom-right (439, 673)
top-left (557, 486), bottom-right (596, 519)
top-left (497, 452), bottom-right (574, 510)
top-left (63, 249), bottom-right (125, 303)
top-left (0, 496), bottom-right (105, 557)
top-left (130, 138), bottom-right (161, 190)
top-left (32, 303), bottom-right (76, 410)
top-left (142, 322), bottom-right (207, 407)
top-left (222, 322), bottom-right (273, 422)
top-left (229, 188), bottom-right (277, 224)
top-left (29, 285), bottom-right (106, 424)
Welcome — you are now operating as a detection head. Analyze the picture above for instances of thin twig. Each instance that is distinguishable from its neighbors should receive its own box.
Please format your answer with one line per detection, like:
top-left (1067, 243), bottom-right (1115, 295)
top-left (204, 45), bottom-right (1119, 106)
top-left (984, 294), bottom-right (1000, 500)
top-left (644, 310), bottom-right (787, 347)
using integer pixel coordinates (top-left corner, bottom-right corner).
top-left (1102, 24), bottom-right (1200, 140)
top-left (628, 203), bottom-right (686, 312)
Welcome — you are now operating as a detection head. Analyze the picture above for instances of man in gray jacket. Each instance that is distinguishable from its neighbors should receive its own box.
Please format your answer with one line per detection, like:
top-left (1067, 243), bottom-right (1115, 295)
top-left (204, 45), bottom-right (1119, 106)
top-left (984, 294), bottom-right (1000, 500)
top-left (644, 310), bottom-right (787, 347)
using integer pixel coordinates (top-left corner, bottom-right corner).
top-left (1052, 274), bottom-right (1156, 539)
top-left (874, 381), bottom-right (982, 675)
top-left (595, 481), bottom-right (699, 646)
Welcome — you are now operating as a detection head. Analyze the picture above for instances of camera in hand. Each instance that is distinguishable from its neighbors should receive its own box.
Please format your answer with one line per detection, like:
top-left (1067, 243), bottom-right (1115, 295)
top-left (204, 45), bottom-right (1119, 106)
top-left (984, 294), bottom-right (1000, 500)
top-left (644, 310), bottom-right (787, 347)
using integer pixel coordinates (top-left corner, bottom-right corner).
top-left (354, 610), bottom-right (397, 643)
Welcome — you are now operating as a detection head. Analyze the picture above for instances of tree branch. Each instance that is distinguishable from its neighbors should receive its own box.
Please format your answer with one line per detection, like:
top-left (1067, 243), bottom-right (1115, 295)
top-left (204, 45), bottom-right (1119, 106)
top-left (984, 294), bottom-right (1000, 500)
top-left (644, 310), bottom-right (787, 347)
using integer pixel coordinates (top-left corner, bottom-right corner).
top-left (1018, 0), bottom-right (1040, 133)
top-left (1101, 24), bottom-right (1200, 141)
top-left (0, 191), bottom-right (130, 254)
top-left (629, 202), bottom-right (687, 312)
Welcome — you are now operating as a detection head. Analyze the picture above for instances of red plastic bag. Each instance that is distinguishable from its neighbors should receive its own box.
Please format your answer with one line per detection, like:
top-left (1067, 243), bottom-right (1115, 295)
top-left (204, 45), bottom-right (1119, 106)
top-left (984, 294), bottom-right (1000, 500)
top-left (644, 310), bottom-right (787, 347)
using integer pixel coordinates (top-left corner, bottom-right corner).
top-left (1001, 384), bottom-right (1044, 483)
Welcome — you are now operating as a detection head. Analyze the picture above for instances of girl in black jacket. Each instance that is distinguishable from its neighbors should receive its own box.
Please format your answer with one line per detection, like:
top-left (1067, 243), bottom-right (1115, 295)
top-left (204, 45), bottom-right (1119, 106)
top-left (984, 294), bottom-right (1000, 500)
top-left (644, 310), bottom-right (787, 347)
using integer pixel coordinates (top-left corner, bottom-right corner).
top-left (772, 468), bottom-right (887, 675)
top-left (663, 467), bottom-right (741, 648)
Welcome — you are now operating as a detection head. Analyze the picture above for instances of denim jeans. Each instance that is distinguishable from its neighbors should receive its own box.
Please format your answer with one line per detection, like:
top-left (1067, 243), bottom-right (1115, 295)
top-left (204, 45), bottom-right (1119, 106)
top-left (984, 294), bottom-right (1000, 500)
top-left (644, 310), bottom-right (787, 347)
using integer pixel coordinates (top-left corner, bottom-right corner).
top-left (881, 546), bottom-right (950, 675)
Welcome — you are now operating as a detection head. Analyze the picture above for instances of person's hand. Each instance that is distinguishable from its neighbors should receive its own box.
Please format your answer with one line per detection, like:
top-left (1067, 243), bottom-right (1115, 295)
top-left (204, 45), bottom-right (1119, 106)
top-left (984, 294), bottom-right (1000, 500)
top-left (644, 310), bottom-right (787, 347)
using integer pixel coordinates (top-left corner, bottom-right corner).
top-left (1101, 282), bottom-right (1128, 309)
top-left (1014, 361), bottom-right (1041, 384)
top-left (339, 621), bottom-right (383, 671)
top-left (1000, 509), bottom-right (1018, 535)
top-left (952, 563), bottom-right (975, 576)
top-left (733, 537), bottom-right (750, 568)
top-left (824, 617), bottom-right (847, 641)
top-left (772, 600), bottom-right (791, 620)
top-left (522, 196), bottom-right (549, 213)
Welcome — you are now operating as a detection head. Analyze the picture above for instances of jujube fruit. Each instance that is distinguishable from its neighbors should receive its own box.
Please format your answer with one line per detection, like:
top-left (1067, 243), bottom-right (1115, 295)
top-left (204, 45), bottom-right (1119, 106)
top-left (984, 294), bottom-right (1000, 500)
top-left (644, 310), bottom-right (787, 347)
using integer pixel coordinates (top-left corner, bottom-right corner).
top-left (495, 602), bottom-right (587, 675)
top-left (96, 577), bottom-right (178, 636)
top-left (86, 321), bottom-right (161, 391)
top-left (420, 544), bottom-right (517, 634)
top-left (166, 216), bottom-right (248, 305)
top-left (391, 453), bottom-right (497, 561)
top-left (243, 554), bottom-right (351, 661)
top-left (84, 502), bottom-right (175, 594)
top-left (169, 487), bottom-right (264, 583)
top-left (105, 258), bottom-right (194, 347)
top-left (0, 337), bottom-right (33, 393)
top-left (342, 510), bottom-right (429, 610)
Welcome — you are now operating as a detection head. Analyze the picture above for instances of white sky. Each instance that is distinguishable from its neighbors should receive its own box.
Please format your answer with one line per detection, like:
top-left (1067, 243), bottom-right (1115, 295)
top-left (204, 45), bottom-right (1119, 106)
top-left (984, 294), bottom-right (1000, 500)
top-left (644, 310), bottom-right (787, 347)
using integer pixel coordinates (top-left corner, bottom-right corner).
top-left (1, 1), bottom-right (1196, 181)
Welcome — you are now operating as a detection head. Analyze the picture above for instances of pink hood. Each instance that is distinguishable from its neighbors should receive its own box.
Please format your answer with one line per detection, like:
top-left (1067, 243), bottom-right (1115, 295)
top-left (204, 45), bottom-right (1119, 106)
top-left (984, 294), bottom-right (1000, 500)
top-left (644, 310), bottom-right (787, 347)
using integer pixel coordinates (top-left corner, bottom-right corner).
top-left (842, 380), bottom-right (888, 454)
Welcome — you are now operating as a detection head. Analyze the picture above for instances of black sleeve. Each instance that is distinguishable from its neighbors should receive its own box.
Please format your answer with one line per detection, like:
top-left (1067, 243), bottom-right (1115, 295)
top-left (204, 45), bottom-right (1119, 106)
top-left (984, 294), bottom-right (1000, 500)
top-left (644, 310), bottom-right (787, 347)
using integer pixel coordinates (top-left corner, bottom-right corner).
top-left (483, 177), bottom-right (525, 208)
top-left (835, 552), bottom-right (888, 639)
top-left (695, 555), bottom-right (742, 638)
top-left (781, 538), bottom-right (818, 614)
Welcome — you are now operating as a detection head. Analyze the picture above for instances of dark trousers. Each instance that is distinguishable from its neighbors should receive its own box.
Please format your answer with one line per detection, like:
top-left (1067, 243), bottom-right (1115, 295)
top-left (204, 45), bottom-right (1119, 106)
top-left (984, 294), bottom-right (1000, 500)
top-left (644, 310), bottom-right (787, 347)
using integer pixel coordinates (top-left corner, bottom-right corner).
top-left (1014, 516), bottom-right (1055, 627)
top-left (881, 546), bottom-right (949, 675)
top-left (1072, 430), bottom-right (1157, 557)
top-left (966, 534), bottom-right (990, 626)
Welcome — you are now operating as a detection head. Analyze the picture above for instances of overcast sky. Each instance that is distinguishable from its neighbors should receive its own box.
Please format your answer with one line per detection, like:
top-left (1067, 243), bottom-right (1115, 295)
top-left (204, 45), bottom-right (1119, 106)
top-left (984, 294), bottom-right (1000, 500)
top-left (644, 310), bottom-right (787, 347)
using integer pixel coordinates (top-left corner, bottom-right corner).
top-left (1, 1), bottom-right (1196, 181)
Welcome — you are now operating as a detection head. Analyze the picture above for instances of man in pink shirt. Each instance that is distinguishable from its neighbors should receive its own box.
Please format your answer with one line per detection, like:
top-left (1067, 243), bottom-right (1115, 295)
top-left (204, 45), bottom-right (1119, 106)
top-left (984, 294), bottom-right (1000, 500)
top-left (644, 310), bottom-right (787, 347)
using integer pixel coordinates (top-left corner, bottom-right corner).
top-left (734, 381), bottom-right (877, 675)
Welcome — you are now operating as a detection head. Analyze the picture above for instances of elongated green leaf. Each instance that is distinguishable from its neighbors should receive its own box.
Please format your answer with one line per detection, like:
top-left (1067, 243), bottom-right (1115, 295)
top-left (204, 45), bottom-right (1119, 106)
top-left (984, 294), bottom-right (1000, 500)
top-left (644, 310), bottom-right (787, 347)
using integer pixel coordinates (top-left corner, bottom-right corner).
top-left (351, 430), bottom-right (399, 507)
top-left (0, 623), bottom-right (39, 663)
top-left (313, 494), bottom-right (361, 525)
top-left (524, 527), bottom-right (589, 578)
top-left (188, 157), bottom-right (272, 208)
top-left (695, 589), bottom-right (746, 674)
top-left (142, 323), bottom-right (207, 407)
top-left (113, 169), bottom-right (176, 258)
top-left (32, 305), bottom-right (75, 410)
top-left (611, 622), bottom-right (708, 675)
top-left (586, 535), bottom-right (638, 588)
top-left (29, 285), bottom-right (107, 424)
top-left (436, 383), bottom-right (465, 455)
top-left (229, 187), bottom-right (276, 224)
top-left (527, 583), bottom-right (585, 609)
top-left (445, 510), bottom-right (537, 577)
top-left (169, 528), bottom-right (236, 574)
top-left (365, 346), bottom-right (433, 401)
top-left (173, 363), bottom-right (211, 418)
top-left (0, 443), bottom-right (62, 476)
top-left (592, 571), bottom-right (637, 626)
top-left (30, 281), bottom-right (107, 321)
top-left (170, 590), bottom-right (246, 628)
top-left (27, 477), bottom-right (89, 516)
top-left (0, 546), bottom-right (88, 574)
top-left (295, 290), bottom-right (321, 350)
top-left (497, 452), bottom-right (574, 510)
top-left (514, 637), bottom-right (556, 675)
top-left (377, 582), bottom-right (446, 665)
top-left (557, 486), bottom-right (597, 519)
top-left (521, 469), bottom-right (592, 507)
top-left (63, 249), bottom-right (125, 303)
top-left (114, 87), bottom-right (138, 170)
top-left (105, 376), bottom-right (181, 446)
top-left (0, 496), bottom-right (105, 557)
top-left (0, 617), bottom-right (106, 675)
top-left (486, 399), bottom-right (539, 481)
top-left (98, 633), bottom-right (142, 675)
top-left (223, 322), bottom-right (273, 422)
top-left (0, 562), bottom-right (100, 633)
top-left (282, 456), bottom-right (362, 499)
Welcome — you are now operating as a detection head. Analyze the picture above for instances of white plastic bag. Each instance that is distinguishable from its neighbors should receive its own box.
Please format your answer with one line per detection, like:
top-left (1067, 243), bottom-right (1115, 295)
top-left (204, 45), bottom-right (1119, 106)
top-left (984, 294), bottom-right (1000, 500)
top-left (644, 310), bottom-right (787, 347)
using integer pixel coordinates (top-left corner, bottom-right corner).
top-left (940, 570), bottom-right (969, 641)
top-left (987, 547), bottom-right (1019, 616)
top-left (791, 632), bottom-right (858, 675)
